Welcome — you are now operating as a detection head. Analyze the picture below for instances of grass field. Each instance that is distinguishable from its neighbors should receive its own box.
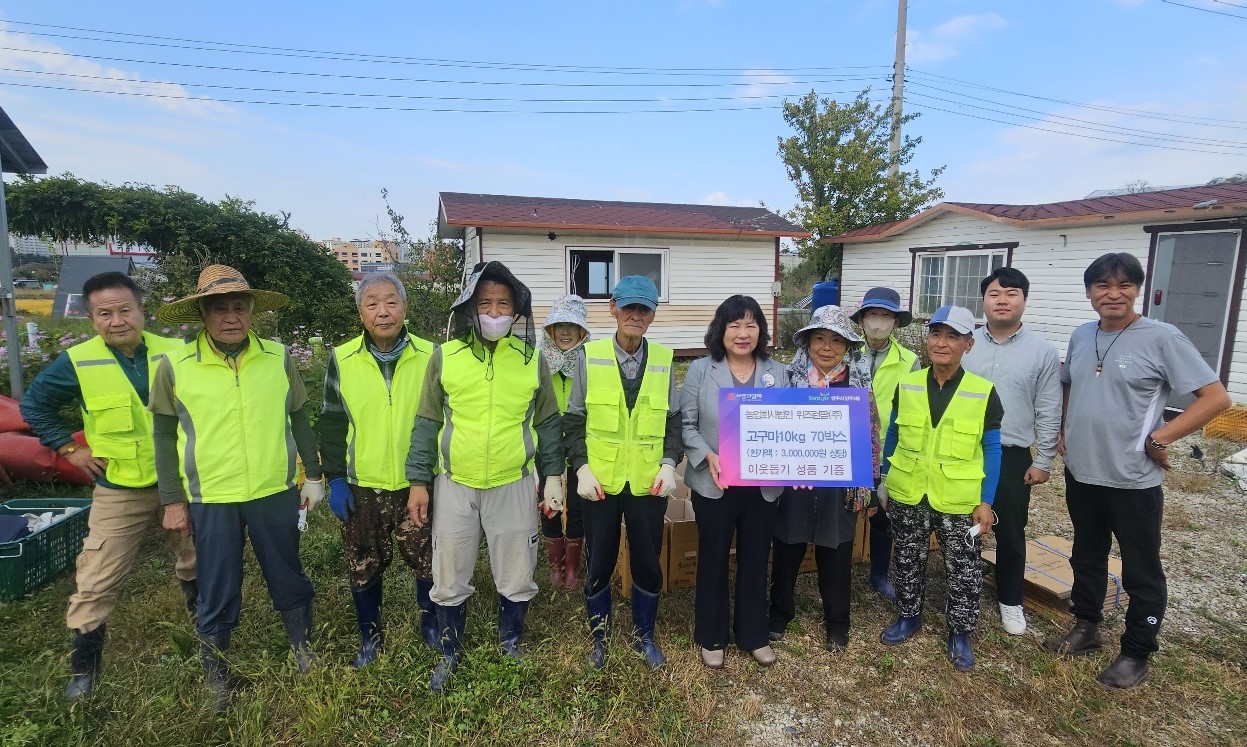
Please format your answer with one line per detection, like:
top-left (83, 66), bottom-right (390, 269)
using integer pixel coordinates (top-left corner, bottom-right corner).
top-left (0, 461), bottom-right (1244, 746)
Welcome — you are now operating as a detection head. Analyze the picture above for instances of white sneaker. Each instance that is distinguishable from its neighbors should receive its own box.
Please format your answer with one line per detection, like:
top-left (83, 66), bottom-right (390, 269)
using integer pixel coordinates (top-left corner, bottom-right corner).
top-left (999, 603), bottom-right (1027, 635)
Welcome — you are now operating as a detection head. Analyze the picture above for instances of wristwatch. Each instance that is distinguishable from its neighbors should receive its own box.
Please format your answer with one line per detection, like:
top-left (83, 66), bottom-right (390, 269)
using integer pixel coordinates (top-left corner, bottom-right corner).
top-left (57, 443), bottom-right (80, 456)
top-left (1146, 436), bottom-right (1168, 451)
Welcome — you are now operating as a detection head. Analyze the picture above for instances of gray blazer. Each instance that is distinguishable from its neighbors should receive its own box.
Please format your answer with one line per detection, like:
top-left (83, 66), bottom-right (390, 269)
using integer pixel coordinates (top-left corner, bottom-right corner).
top-left (679, 355), bottom-right (790, 501)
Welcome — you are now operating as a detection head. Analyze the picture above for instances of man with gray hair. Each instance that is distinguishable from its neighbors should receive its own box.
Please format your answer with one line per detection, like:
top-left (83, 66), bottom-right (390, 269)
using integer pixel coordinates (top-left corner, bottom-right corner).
top-left (319, 272), bottom-right (439, 668)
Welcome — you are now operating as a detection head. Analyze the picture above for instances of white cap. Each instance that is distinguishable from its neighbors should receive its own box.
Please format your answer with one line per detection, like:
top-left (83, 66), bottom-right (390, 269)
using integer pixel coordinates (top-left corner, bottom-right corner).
top-left (925, 305), bottom-right (976, 335)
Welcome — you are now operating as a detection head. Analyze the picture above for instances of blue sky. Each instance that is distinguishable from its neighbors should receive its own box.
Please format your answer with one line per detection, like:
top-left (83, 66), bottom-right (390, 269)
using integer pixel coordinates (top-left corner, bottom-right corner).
top-left (1, 0), bottom-right (1245, 241)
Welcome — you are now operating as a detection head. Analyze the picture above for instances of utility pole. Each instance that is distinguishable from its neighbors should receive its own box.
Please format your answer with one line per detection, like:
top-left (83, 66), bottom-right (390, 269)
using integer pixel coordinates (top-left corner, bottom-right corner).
top-left (888, 0), bottom-right (908, 180)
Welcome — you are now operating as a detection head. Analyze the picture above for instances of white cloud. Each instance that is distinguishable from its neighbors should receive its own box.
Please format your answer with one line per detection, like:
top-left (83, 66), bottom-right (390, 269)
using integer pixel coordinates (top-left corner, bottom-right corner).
top-left (906, 13), bottom-right (1009, 65)
top-left (739, 69), bottom-right (796, 101)
top-left (703, 191), bottom-right (757, 206)
top-left (944, 94), bottom-right (1247, 204)
top-left (0, 23), bottom-right (234, 119)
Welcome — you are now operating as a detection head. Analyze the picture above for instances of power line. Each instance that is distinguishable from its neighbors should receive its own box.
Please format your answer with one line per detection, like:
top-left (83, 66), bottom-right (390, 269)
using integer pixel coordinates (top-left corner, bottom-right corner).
top-left (1160, 0), bottom-right (1247, 20)
top-left (0, 22), bottom-right (892, 77)
top-left (907, 67), bottom-right (1247, 128)
top-left (903, 97), bottom-right (1247, 156)
top-left (905, 81), bottom-right (1247, 147)
top-left (0, 78), bottom-right (892, 114)
top-left (0, 45), bottom-right (887, 90)
top-left (0, 66), bottom-right (880, 104)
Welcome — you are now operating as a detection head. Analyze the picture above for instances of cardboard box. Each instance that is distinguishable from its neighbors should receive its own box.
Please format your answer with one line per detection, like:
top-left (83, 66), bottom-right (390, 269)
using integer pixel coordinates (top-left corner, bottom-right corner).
top-left (982, 535), bottom-right (1127, 619)
top-left (617, 497), bottom-right (741, 592)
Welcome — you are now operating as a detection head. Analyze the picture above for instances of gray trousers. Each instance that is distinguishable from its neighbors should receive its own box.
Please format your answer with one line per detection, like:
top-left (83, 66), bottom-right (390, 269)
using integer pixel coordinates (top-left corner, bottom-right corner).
top-left (430, 473), bottom-right (539, 607)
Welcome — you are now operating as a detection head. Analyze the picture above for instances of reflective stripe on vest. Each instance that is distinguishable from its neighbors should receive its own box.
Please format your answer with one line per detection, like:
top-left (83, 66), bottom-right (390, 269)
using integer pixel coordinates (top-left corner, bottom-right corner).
top-left (334, 333), bottom-right (435, 491)
top-left (67, 332), bottom-right (183, 488)
top-left (553, 371), bottom-right (573, 414)
top-left (438, 335), bottom-right (541, 489)
top-left (871, 337), bottom-right (919, 431)
top-left (582, 337), bottom-right (672, 496)
top-left (167, 332), bottom-right (295, 503)
top-left (884, 368), bottom-right (993, 514)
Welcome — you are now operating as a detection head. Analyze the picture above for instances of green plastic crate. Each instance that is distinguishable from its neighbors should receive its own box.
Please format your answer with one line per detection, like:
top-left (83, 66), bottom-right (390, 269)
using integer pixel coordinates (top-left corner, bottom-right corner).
top-left (0, 498), bottom-right (92, 601)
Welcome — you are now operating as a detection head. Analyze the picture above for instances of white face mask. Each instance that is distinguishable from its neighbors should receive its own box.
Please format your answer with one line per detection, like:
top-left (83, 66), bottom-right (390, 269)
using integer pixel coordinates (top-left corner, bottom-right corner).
top-left (862, 318), bottom-right (895, 341)
top-left (477, 314), bottom-right (515, 341)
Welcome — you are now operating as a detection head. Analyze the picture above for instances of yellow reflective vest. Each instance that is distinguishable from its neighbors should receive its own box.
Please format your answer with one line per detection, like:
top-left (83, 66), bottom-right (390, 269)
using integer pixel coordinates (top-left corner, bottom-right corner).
top-left (884, 368), bottom-right (993, 514)
top-left (871, 337), bottom-right (919, 433)
top-left (438, 335), bottom-right (541, 489)
top-left (583, 337), bottom-right (672, 496)
top-left (166, 332), bottom-right (295, 503)
top-left (67, 332), bottom-right (183, 488)
top-left (334, 333), bottom-right (435, 491)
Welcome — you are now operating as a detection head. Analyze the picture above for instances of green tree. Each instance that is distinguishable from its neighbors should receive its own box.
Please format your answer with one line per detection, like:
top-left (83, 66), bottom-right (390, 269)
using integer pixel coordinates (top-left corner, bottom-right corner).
top-left (5, 174), bottom-right (356, 341)
top-left (1207, 172), bottom-right (1247, 185)
top-left (380, 188), bottom-right (465, 340)
top-left (779, 89), bottom-right (945, 279)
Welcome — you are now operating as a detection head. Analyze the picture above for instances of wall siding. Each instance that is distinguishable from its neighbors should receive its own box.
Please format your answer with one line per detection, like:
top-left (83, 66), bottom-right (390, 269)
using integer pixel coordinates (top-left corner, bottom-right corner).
top-left (482, 229), bottom-right (776, 351)
top-left (841, 213), bottom-right (1247, 403)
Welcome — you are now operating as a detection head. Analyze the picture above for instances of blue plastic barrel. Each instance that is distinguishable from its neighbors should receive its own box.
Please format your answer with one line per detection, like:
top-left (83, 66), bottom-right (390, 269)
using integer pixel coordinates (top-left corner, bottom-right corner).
top-left (811, 279), bottom-right (840, 311)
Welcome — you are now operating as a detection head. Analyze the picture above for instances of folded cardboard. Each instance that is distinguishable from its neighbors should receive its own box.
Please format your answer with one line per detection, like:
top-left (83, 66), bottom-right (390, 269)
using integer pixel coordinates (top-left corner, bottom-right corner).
top-left (982, 535), bottom-right (1127, 618)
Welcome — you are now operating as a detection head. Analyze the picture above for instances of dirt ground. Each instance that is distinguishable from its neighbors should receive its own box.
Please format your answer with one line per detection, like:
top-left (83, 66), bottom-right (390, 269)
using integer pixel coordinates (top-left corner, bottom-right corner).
top-left (718, 433), bottom-right (1247, 747)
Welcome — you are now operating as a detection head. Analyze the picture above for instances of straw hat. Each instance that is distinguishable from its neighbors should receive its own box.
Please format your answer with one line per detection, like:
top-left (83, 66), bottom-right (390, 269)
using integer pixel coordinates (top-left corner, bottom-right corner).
top-left (156, 264), bottom-right (290, 324)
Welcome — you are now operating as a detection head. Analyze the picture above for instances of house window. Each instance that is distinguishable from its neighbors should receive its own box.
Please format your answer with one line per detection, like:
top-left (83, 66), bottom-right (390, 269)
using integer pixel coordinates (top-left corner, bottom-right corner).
top-left (914, 249), bottom-right (1007, 318)
top-left (567, 247), bottom-right (668, 301)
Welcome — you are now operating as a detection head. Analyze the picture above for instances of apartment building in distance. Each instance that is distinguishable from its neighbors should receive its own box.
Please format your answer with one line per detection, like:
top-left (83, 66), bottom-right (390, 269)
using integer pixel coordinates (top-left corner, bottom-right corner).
top-left (322, 238), bottom-right (402, 273)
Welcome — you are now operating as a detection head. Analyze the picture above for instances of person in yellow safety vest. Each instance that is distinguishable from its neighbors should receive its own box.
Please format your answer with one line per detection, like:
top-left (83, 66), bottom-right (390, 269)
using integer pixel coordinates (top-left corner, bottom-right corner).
top-left (536, 295), bottom-right (591, 591)
top-left (405, 261), bottom-right (565, 693)
top-left (318, 272), bottom-right (438, 669)
top-left (150, 265), bottom-right (326, 710)
top-left (562, 275), bottom-right (683, 671)
top-left (877, 305), bottom-right (1002, 672)
top-left (19, 271), bottom-right (197, 702)
top-left (849, 287), bottom-right (920, 602)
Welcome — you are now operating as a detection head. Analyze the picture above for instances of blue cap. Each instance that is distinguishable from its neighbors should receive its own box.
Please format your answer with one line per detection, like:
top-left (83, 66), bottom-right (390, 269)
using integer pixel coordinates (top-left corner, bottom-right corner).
top-left (612, 275), bottom-right (659, 310)
top-left (849, 286), bottom-right (912, 327)
top-left (925, 305), bottom-right (976, 335)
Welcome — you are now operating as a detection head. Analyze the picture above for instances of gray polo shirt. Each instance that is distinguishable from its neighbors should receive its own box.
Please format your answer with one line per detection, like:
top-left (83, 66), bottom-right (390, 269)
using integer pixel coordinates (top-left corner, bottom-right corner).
top-left (963, 324), bottom-right (1062, 472)
top-left (1061, 316), bottom-right (1218, 489)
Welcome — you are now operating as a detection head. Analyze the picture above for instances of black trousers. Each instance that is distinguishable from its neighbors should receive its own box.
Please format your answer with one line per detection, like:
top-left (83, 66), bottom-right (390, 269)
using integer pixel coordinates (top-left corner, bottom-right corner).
top-left (538, 469), bottom-right (584, 539)
top-left (1065, 470), bottom-right (1167, 660)
top-left (582, 490), bottom-right (666, 596)
top-left (692, 488), bottom-right (778, 652)
top-left (769, 537), bottom-right (853, 638)
top-left (993, 446), bottom-right (1034, 606)
top-left (188, 487), bottom-right (314, 636)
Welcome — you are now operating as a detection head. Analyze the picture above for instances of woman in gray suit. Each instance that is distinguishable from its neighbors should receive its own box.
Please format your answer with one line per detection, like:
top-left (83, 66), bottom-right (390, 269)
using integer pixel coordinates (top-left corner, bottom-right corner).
top-left (680, 295), bottom-right (789, 669)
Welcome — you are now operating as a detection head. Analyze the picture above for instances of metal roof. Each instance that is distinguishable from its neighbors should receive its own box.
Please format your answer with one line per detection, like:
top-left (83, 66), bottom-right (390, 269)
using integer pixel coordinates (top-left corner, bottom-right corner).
top-left (0, 107), bottom-right (47, 175)
top-left (438, 192), bottom-right (810, 239)
top-left (827, 182), bottom-right (1247, 243)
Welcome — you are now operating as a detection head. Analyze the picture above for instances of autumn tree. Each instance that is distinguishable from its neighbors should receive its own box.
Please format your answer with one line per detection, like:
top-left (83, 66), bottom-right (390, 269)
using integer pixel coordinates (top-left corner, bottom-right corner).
top-left (779, 89), bottom-right (945, 278)
top-left (379, 189), bottom-right (464, 341)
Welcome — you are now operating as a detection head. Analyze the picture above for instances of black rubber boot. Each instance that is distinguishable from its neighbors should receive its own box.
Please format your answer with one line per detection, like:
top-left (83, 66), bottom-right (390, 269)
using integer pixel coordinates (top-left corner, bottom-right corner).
top-left (199, 631), bottom-right (232, 713)
top-left (415, 577), bottom-right (440, 651)
top-left (179, 579), bottom-right (199, 619)
top-left (429, 602), bottom-right (467, 693)
top-left (279, 602), bottom-right (315, 674)
top-left (351, 581), bottom-right (383, 669)
top-left (65, 625), bottom-right (106, 701)
top-left (498, 594), bottom-right (529, 660)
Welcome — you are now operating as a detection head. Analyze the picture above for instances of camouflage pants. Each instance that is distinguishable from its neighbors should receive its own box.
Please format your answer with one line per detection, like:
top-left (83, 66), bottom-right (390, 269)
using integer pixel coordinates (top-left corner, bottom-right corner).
top-left (889, 498), bottom-right (982, 633)
top-left (341, 485), bottom-right (432, 589)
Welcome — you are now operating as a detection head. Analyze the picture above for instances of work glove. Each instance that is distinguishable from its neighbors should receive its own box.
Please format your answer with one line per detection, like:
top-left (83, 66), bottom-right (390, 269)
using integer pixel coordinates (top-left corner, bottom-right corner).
top-left (327, 478), bottom-right (354, 521)
top-left (576, 464), bottom-right (605, 501)
top-left (876, 480), bottom-right (890, 510)
top-left (300, 476), bottom-right (326, 513)
top-left (649, 464), bottom-right (677, 498)
top-left (540, 475), bottom-right (565, 518)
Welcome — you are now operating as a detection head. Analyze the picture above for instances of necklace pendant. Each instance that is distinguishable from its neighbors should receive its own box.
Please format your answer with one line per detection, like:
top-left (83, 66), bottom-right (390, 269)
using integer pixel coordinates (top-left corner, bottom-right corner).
top-left (1095, 364), bottom-right (1102, 378)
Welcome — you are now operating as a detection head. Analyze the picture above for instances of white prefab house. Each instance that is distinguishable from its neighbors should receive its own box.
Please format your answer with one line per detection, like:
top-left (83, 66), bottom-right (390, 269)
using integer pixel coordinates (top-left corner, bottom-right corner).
top-left (828, 183), bottom-right (1247, 403)
top-left (437, 192), bottom-right (810, 355)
